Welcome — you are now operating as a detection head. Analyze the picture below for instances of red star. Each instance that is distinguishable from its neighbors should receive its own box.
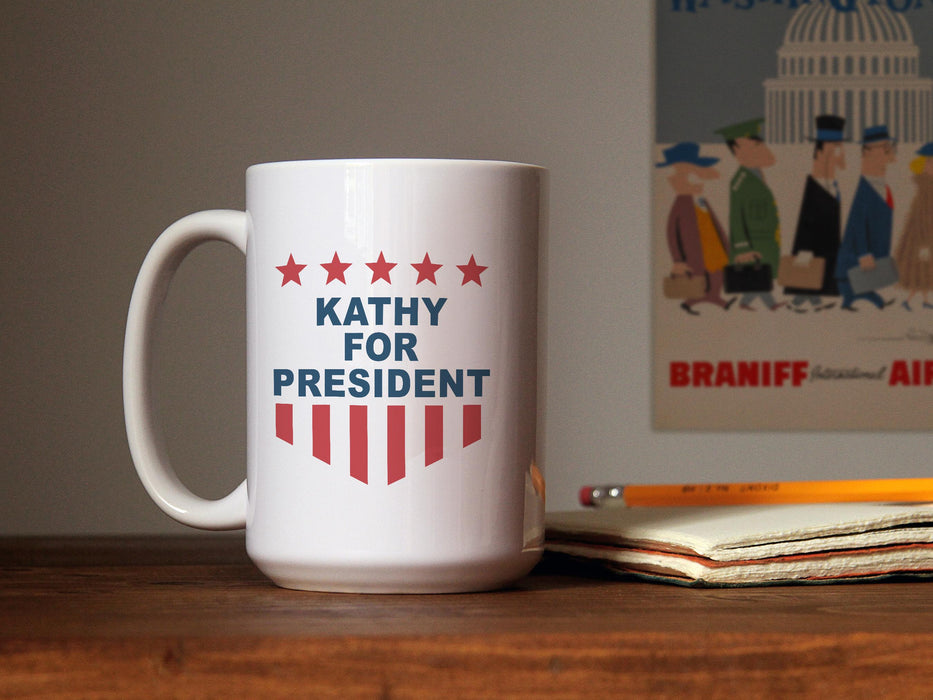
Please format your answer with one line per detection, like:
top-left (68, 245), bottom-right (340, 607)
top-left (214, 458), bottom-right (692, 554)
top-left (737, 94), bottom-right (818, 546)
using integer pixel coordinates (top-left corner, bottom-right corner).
top-left (321, 252), bottom-right (352, 285)
top-left (457, 254), bottom-right (488, 286)
top-left (366, 251), bottom-right (397, 284)
top-left (411, 253), bottom-right (443, 285)
top-left (276, 254), bottom-right (307, 286)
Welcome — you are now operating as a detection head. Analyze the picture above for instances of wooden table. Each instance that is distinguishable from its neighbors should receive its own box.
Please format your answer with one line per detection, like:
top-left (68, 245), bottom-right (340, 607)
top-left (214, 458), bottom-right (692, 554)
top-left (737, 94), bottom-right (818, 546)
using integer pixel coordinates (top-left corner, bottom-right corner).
top-left (1, 536), bottom-right (931, 698)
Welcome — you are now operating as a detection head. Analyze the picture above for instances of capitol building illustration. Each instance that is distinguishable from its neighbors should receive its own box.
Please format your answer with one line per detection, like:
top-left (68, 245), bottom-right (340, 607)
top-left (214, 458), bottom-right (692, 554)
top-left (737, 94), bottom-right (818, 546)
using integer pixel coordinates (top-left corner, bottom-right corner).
top-left (763, 0), bottom-right (932, 144)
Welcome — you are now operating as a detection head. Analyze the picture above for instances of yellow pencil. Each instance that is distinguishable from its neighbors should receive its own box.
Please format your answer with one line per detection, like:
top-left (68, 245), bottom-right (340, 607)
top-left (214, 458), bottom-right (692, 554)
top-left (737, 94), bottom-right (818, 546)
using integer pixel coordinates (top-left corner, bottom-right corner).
top-left (579, 478), bottom-right (933, 508)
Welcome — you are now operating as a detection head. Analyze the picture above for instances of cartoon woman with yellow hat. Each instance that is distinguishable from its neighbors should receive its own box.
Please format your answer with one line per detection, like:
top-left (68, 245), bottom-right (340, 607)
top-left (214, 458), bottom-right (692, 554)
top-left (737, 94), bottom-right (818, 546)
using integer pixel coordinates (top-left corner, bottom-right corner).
top-left (895, 143), bottom-right (933, 311)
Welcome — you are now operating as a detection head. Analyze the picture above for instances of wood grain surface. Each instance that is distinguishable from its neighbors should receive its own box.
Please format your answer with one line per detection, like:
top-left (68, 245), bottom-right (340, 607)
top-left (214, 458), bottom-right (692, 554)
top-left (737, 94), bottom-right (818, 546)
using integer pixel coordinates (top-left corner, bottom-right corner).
top-left (1, 536), bottom-right (931, 698)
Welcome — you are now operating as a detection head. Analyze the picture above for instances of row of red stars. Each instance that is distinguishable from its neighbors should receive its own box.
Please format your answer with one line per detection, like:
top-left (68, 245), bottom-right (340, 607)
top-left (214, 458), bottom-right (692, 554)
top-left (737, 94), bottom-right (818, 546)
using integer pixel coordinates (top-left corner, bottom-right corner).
top-left (276, 252), bottom-right (488, 287)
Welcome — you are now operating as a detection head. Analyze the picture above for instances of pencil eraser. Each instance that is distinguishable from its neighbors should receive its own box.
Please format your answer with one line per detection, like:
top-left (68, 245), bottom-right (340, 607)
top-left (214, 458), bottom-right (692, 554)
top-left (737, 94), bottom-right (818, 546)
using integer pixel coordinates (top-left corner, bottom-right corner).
top-left (579, 486), bottom-right (594, 507)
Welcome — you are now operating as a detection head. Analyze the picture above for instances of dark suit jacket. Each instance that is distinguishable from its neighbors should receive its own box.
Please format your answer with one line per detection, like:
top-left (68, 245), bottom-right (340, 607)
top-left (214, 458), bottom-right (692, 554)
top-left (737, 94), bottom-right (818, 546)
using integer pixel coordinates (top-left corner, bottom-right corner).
top-left (835, 176), bottom-right (893, 280)
top-left (785, 175), bottom-right (840, 296)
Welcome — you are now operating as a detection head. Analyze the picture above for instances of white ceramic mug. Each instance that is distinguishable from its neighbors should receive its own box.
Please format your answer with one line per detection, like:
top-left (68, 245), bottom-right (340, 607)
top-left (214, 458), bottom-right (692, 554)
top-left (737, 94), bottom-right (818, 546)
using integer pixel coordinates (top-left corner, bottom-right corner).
top-left (124, 159), bottom-right (546, 593)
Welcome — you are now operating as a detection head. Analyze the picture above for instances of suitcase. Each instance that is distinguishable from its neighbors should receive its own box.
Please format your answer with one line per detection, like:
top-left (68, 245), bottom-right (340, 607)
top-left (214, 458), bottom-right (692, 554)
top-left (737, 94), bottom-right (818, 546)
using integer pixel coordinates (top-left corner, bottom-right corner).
top-left (724, 263), bottom-right (773, 293)
top-left (777, 255), bottom-right (825, 290)
top-left (663, 273), bottom-right (707, 299)
top-left (847, 257), bottom-right (898, 295)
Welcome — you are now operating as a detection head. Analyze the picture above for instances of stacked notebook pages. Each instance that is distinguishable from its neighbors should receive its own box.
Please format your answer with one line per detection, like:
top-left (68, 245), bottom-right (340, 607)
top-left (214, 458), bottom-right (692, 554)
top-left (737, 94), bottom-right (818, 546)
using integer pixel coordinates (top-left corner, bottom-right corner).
top-left (545, 503), bottom-right (933, 587)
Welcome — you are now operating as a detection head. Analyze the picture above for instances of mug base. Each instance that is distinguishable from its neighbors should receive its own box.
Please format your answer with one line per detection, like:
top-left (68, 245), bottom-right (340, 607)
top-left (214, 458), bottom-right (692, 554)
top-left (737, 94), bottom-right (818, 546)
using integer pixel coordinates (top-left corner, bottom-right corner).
top-left (250, 549), bottom-right (543, 594)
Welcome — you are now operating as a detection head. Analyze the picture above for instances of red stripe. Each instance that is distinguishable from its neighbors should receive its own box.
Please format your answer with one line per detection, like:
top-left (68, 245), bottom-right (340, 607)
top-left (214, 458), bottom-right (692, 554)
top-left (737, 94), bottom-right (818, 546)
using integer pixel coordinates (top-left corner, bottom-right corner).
top-left (387, 406), bottom-right (405, 485)
top-left (463, 405), bottom-right (481, 447)
top-left (275, 403), bottom-right (293, 445)
top-left (349, 405), bottom-right (368, 483)
top-left (425, 405), bottom-right (443, 466)
top-left (312, 405), bottom-right (331, 464)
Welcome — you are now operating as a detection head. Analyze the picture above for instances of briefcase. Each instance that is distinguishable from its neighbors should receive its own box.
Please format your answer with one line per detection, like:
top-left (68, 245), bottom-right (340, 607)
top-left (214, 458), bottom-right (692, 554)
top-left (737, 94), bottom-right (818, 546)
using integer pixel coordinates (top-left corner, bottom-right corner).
top-left (777, 255), bottom-right (825, 290)
top-left (663, 273), bottom-right (706, 300)
top-left (724, 263), bottom-right (773, 293)
top-left (847, 256), bottom-right (899, 295)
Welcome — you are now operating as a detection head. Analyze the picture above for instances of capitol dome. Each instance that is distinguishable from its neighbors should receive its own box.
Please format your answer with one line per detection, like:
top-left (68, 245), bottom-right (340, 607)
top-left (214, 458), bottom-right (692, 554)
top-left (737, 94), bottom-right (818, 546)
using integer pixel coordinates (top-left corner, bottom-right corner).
top-left (784, 1), bottom-right (913, 45)
top-left (763, 0), bottom-right (931, 144)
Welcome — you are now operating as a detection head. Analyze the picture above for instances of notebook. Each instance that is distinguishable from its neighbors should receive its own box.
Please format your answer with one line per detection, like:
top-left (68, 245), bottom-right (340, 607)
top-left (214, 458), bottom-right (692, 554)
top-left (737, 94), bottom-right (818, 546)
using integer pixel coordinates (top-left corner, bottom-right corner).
top-left (545, 503), bottom-right (933, 587)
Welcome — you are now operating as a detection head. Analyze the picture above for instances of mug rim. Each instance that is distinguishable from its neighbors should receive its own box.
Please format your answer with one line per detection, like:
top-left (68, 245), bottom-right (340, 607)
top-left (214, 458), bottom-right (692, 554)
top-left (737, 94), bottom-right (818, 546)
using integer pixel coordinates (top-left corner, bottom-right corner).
top-left (246, 158), bottom-right (546, 174)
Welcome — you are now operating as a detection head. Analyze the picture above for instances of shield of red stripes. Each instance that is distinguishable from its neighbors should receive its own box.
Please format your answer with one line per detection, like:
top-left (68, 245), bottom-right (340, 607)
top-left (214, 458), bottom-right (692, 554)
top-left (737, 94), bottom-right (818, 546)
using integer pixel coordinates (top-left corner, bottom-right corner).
top-left (274, 403), bottom-right (481, 484)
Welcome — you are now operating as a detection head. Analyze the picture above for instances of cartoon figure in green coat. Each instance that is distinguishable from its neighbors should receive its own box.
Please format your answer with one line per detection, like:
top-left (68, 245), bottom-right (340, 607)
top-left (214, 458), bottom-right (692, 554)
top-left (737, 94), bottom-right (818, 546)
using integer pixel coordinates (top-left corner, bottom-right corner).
top-left (716, 118), bottom-right (787, 311)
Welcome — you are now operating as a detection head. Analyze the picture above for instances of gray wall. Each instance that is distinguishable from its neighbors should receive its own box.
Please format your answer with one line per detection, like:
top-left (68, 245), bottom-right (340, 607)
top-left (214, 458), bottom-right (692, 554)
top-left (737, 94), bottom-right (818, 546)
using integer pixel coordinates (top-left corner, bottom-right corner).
top-left (1, 0), bottom-right (645, 534)
top-left (2, 1), bottom-right (919, 536)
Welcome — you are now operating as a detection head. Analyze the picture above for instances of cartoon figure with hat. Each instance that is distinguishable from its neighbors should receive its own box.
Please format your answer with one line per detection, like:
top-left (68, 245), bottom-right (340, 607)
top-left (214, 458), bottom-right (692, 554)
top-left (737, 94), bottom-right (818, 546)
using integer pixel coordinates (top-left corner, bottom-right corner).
top-left (894, 142), bottom-right (933, 311)
top-left (835, 124), bottom-right (898, 311)
top-left (785, 114), bottom-right (847, 312)
top-left (715, 117), bottom-right (785, 311)
top-left (657, 142), bottom-right (735, 315)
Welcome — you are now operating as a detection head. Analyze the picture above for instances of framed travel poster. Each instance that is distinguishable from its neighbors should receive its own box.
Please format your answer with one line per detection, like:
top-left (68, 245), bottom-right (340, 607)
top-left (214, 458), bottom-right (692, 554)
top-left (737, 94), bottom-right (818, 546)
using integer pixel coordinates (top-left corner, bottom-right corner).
top-left (653, 0), bottom-right (933, 430)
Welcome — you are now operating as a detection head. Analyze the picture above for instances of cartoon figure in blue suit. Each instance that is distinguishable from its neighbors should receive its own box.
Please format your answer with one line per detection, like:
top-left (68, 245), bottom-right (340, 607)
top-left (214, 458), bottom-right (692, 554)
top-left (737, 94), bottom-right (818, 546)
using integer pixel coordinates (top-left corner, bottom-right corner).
top-left (835, 125), bottom-right (898, 311)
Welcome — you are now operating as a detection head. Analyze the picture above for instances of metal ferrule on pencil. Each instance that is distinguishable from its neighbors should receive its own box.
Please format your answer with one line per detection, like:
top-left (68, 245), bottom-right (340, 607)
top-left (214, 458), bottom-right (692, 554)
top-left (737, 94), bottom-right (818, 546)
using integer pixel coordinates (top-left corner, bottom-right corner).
top-left (579, 485), bottom-right (626, 508)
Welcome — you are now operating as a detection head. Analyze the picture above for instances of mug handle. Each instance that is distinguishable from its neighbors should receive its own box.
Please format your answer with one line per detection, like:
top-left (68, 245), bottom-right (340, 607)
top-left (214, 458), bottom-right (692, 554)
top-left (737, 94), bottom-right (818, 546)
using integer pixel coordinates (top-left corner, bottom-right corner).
top-left (123, 210), bottom-right (248, 529)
